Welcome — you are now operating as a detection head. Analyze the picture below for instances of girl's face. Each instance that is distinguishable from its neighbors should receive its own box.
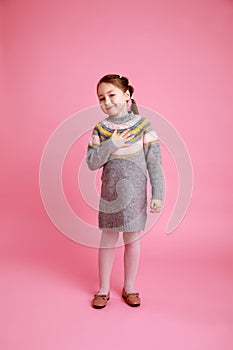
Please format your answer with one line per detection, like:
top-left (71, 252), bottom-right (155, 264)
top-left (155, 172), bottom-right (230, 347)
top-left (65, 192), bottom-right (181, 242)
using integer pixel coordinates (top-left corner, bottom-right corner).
top-left (97, 82), bottom-right (130, 117)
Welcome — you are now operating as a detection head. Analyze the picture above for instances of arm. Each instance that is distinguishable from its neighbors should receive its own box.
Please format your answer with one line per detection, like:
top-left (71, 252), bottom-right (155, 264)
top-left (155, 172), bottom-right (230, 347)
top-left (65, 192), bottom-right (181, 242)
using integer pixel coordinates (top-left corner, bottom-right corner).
top-left (143, 120), bottom-right (164, 201)
top-left (86, 126), bottom-right (118, 171)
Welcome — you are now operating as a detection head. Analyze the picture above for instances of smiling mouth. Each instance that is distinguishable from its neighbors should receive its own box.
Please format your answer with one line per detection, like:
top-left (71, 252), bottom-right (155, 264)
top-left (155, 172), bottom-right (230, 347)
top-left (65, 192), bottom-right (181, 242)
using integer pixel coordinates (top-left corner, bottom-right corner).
top-left (106, 106), bottom-right (115, 110)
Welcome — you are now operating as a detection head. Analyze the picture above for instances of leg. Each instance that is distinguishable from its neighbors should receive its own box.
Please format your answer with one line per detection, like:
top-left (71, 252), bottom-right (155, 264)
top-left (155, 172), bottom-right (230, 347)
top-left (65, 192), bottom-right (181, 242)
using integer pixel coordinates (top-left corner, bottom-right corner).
top-left (123, 231), bottom-right (141, 293)
top-left (97, 230), bottom-right (120, 295)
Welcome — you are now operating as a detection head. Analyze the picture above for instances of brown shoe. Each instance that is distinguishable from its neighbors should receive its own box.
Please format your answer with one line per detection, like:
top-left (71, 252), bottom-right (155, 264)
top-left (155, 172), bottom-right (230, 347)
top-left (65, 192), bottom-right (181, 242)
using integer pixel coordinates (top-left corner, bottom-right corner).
top-left (92, 292), bottom-right (110, 309)
top-left (122, 288), bottom-right (141, 307)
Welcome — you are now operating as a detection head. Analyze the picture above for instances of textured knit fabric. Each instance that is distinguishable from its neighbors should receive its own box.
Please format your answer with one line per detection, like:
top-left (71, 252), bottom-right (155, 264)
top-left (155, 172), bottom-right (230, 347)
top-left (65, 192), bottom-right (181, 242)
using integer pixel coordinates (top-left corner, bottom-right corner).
top-left (86, 111), bottom-right (164, 232)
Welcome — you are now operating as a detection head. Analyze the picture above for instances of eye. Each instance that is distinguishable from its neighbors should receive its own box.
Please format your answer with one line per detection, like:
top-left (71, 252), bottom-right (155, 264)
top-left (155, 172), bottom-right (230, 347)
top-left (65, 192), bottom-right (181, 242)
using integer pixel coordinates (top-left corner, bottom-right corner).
top-left (99, 97), bottom-right (105, 102)
top-left (110, 94), bottom-right (115, 97)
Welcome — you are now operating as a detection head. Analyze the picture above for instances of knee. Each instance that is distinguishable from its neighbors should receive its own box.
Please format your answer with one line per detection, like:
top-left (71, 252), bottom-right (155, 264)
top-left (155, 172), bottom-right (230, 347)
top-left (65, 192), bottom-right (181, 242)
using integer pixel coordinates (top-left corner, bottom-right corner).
top-left (100, 230), bottom-right (120, 248)
top-left (123, 231), bottom-right (141, 245)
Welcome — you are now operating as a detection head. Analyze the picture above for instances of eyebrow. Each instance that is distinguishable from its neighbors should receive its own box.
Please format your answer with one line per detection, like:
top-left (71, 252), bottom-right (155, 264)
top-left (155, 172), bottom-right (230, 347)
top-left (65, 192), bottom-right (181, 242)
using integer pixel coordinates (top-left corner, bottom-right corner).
top-left (98, 90), bottom-right (115, 97)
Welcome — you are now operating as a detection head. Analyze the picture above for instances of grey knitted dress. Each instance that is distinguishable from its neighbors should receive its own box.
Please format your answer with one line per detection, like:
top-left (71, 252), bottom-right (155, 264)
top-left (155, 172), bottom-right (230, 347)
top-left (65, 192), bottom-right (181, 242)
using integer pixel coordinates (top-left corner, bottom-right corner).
top-left (86, 111), bottom-right (163, 232)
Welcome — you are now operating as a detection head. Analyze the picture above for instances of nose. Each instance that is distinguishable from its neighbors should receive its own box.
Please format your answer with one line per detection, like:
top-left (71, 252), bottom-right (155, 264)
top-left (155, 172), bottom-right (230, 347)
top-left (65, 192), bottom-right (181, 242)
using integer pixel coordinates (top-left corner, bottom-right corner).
top-left (104, 96), bottom-right (111, 105)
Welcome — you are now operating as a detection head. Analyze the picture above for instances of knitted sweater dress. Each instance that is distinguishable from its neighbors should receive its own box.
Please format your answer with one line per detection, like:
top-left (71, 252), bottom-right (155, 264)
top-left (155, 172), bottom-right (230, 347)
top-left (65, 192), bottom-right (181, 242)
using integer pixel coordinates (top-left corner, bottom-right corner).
top-left (86, 111), bottom-right (163, 232)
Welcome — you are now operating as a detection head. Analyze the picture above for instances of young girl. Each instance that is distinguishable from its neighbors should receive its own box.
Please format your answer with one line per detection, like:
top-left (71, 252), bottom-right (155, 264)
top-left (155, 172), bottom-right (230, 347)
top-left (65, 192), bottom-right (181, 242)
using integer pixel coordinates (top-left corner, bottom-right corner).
top-left (86, 74), bottom-right (164, 308)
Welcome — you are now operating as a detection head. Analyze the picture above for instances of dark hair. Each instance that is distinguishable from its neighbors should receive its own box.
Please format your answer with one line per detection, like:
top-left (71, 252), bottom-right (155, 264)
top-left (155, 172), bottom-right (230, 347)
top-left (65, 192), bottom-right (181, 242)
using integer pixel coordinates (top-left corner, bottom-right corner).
top-left (96, 74), bottom-right (139, 115)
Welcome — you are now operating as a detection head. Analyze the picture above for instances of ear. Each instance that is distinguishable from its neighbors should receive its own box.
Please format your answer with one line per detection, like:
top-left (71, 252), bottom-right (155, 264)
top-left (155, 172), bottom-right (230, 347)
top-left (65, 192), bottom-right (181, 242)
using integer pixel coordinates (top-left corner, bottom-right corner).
top-left (125, 89), bottom-right (130, 101)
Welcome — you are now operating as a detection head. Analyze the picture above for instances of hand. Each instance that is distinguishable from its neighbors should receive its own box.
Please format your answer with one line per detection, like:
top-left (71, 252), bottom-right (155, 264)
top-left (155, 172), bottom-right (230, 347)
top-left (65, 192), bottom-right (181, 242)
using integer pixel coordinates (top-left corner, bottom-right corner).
top-left (150, 199), bottom-right (163, 213)
top-left (110, 129), bottom-right (134, 148)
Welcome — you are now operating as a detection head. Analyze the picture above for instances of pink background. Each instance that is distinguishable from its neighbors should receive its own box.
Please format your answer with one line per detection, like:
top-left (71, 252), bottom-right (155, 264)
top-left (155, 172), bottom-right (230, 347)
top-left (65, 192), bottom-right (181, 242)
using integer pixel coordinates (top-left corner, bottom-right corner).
top-left (1, 0), bottom-right (233, 349)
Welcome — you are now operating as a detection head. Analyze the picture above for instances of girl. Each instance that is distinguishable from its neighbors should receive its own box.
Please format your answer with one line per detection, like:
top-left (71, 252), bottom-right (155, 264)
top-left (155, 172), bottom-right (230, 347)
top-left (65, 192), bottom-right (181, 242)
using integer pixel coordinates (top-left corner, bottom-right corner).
top-left (86, 74), bottom-right (164, 308)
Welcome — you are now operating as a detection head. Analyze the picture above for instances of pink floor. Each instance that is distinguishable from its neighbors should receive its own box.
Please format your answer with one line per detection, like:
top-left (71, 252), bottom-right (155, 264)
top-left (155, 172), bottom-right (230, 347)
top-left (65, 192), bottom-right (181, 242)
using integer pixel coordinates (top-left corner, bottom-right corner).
top-left (1, 200), bottom-right (232, 349)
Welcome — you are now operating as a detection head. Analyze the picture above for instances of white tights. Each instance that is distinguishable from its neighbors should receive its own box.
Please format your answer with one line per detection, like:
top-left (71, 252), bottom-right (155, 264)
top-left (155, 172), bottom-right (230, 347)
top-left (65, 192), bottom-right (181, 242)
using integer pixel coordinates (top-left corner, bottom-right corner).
top-left (97, 230), bottom-right (141, 295)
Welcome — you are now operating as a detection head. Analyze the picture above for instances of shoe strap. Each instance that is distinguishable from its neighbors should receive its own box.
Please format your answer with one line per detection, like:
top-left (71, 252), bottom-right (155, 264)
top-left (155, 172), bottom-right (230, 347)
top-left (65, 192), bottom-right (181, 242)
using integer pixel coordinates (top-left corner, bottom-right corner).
top-left (94, 294), bottom-right (109, 299)
top-left (126, 292), bottom-right (139, 297)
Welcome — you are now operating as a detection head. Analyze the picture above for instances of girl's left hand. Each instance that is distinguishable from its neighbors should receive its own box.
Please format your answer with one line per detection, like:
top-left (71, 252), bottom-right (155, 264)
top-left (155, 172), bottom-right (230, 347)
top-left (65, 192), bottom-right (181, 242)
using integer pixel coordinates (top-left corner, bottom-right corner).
top-left (150, 199), bottom-right (163, 213)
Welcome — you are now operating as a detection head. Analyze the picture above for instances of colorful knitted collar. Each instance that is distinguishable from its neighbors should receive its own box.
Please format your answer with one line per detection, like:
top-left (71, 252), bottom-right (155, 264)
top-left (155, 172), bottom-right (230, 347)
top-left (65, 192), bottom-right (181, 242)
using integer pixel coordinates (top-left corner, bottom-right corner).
top-left (106, 111), bottom-right (135, 124)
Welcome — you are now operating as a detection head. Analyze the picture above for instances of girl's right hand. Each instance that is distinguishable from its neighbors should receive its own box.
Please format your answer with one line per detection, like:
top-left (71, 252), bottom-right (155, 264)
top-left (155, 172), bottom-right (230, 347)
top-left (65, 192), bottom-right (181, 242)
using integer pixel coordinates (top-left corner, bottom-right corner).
top-left (110, 129), bottom-right (134, 148)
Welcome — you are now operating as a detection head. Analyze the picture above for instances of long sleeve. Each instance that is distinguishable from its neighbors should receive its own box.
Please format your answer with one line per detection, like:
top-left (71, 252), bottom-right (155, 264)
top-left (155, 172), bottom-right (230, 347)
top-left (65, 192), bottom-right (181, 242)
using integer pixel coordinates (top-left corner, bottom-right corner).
top-left (143, 120), bottom-right (164, 200)
top-left (86, 126), bottom-right (118, 170)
